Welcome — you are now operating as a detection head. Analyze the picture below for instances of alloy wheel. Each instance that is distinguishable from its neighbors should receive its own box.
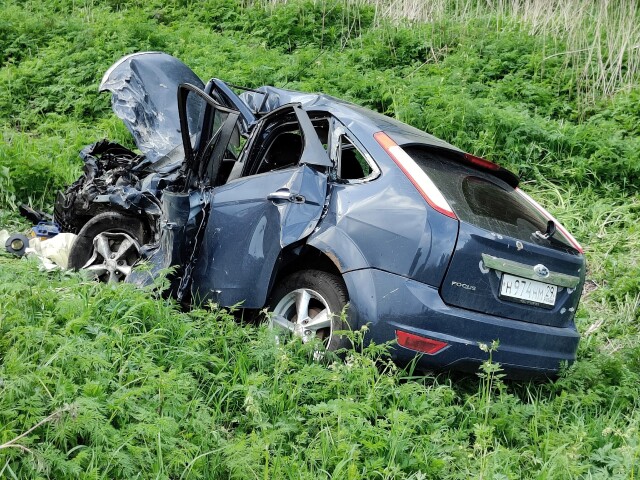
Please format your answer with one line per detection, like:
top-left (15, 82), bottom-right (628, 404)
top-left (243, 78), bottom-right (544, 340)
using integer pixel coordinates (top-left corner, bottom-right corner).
top-left (271, 288), bottom-right (333, 344)
top-left (83, 232), bottom-right (140, 283)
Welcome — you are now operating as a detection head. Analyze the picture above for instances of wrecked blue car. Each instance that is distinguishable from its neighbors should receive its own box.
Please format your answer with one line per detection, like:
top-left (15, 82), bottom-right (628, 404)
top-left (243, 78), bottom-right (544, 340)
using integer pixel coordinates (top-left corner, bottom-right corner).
top-left (55, 52), bottom-right (586, 377)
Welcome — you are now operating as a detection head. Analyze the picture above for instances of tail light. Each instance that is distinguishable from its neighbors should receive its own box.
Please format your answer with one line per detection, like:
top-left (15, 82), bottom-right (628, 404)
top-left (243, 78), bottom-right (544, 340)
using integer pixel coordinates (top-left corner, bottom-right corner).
top-left (374, 131), bottom-right (457, 219)
top-left (396, 330), bottom-right (449, 354)
top-left (464, 153), bottom-right (500, 171)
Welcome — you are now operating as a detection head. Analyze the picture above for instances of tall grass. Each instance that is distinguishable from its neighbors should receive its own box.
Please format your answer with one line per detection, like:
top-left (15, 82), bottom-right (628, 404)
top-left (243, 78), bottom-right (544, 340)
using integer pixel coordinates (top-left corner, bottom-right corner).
top-left (0, 0), bottom-right (639, 477)
top-left (0, 253), bottom-right (639, 478)
top-left (252, 0), bottom-right (640, 102)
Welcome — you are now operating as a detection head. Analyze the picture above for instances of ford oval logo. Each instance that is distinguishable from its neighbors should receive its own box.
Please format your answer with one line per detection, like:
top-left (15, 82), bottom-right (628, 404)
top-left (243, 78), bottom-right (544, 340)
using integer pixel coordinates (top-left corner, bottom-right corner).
top-left (534, 264), bottom-right (550, 278)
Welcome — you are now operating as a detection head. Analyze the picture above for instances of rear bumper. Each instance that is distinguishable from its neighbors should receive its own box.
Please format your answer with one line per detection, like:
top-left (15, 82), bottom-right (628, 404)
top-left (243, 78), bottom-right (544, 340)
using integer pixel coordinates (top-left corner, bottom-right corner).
top-left (343, 269), bottom-right (580, 377)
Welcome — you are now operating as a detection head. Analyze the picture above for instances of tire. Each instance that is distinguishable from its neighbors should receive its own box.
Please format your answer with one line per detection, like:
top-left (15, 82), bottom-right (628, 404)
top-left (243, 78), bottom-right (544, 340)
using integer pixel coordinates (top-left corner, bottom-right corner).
top-left (68, 212), bottom-right (149, 282)
top-left (269, 270), bottom-right (350, 350)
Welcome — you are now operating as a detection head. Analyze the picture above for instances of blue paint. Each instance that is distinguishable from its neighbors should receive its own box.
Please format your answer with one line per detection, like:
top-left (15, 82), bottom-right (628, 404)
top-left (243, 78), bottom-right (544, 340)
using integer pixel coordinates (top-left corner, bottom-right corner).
top-left (58, 52), bottom-right (586, 378)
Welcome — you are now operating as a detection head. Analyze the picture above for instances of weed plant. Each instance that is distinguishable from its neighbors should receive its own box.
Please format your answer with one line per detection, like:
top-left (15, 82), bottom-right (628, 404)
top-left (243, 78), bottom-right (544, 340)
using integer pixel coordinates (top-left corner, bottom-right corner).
top-left (1, 0), bottom-right (639, 478)
top-left (0, 257), bottom-right (639, 478)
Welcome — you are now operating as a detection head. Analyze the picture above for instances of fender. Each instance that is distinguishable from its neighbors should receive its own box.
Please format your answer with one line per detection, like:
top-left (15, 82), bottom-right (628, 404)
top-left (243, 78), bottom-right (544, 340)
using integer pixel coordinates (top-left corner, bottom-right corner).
top-left (307, 224), bottom-right (370, 274)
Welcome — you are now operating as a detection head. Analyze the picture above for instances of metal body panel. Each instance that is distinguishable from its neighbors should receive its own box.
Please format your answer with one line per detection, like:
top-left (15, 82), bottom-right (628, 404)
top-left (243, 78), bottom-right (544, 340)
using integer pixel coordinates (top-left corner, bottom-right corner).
top-left (309, 166), bottom-right (458, 287)
top-left (99, 52), bottom-right (205, 163)
top-left (126, 189), bottom-right (206, 295)
top-left (191, 165), bottom-right (328, 306)
top-left (343, 268), bottom-right (580, 375)
top-left (441, 222), bottom-right (585, 328)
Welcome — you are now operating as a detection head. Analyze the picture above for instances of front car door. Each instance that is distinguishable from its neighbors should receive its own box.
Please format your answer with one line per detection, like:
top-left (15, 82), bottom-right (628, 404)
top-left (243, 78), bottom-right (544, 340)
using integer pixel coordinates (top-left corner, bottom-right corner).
top-left (190, 104), bottom-right (333, 307)
top-left (126, 82), bottom-right (242, 294)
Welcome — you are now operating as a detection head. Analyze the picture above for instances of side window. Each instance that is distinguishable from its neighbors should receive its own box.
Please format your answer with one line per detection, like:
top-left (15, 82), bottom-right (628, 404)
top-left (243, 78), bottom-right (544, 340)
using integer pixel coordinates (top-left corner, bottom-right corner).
top-left (339, 136), bottom-right (373, 180)
top-left (256, 130), bottom-right (303, 174)
top-left (313, 119), bottom-right (330, 151)
top-left (254, 118), bottom-right (330, 175)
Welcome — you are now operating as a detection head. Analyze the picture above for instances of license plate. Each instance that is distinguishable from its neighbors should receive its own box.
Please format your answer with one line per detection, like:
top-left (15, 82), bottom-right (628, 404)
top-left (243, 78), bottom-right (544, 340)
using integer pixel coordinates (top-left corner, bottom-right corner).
top-left (499, 273), bottom-right (557, 307)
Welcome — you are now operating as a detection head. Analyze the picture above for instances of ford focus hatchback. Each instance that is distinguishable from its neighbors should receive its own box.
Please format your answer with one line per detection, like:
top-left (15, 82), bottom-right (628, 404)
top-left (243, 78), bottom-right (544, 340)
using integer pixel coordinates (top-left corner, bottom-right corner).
top-left (56, 52), bottom-right (585, 377)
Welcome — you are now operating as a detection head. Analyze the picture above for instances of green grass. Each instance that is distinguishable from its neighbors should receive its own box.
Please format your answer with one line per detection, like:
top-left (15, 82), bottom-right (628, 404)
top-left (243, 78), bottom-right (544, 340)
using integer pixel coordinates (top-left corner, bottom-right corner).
top-left (0, 257), bottom-right (638, 479)
top-left (1, 0), bottom-right (639, 478)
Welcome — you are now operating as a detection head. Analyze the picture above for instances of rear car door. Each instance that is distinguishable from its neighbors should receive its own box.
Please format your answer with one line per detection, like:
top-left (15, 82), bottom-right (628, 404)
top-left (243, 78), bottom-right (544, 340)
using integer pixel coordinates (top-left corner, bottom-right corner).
top-left (190, 104), bottom-right (333, 307)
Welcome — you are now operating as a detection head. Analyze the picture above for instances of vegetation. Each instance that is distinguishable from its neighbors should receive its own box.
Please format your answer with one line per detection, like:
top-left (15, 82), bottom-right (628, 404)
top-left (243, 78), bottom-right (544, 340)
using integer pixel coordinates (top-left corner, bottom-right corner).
top-left (0, 0), bottom-right (638, 478)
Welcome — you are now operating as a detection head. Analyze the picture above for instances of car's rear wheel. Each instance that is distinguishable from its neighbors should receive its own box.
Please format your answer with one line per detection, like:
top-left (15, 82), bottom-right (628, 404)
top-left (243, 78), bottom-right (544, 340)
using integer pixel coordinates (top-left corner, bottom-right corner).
top-left (68, 212), bottom-right (149, 283)
top-left (269, 270), bottom-right (350, 350)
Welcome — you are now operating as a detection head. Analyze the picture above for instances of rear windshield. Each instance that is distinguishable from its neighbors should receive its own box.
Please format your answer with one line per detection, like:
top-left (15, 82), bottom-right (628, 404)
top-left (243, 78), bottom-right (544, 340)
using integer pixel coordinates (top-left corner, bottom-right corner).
top-left (404, 147), bottom-right (575, 251)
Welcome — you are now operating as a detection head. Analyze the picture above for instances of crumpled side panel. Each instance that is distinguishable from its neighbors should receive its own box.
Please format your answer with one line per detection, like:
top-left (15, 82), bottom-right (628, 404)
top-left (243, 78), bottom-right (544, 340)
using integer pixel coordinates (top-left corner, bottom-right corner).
top-left (126, 189), bottom-right (209, 305)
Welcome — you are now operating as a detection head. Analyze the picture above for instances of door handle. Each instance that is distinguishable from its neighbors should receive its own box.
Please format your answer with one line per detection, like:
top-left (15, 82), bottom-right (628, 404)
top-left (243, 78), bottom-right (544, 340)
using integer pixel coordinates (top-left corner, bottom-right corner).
top-left (267, 189), bottom-right (306, 204)
top-left (267, 190), bottom-right (291, 201)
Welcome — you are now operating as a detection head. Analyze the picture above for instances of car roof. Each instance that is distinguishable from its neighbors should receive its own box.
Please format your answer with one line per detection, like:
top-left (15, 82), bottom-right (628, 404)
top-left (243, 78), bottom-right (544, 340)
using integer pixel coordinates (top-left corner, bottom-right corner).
top-left (238, 86), bottom-right (463, 154)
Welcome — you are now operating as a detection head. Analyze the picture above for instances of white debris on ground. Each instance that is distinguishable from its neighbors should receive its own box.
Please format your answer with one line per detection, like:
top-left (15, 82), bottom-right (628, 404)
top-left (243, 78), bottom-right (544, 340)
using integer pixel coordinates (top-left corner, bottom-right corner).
top-left (26, 233), bottom-right (77, 270)
top-left (0, 229), bottom-right (9, 247)
top-left (2, 229), bottom-right (77, 271)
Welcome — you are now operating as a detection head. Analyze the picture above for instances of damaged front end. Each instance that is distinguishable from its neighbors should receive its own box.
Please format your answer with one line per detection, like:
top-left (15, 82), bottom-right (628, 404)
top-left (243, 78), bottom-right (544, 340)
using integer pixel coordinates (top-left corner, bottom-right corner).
top-left (57, 50), bottom-right (334, 313)
top-left (55, 52), bottom-right (251, 303)
top-left (54, 140), bottom-right (163, 234)
top-left (55, 52), bottom-right (211, 236)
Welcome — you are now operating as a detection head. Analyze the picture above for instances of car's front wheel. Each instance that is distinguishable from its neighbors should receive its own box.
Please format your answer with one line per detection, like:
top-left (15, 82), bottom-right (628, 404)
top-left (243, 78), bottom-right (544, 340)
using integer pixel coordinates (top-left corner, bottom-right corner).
top-left (269, 270), bottom-right (350, 350)
top-left (68, 212), bottom-right (149, 283)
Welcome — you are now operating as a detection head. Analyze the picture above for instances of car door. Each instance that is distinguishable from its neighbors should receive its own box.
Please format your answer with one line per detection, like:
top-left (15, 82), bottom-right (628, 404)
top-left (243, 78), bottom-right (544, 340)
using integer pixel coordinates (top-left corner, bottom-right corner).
top-left (125, 83), bottom-right (243, 294)
top-left (190, 104), bottom-right (333, 307)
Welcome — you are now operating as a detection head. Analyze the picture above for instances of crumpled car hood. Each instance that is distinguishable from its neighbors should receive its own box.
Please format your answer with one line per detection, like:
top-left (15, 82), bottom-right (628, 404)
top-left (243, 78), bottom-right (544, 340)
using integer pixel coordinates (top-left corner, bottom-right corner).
top-left (100, 52), bottom-right (205, 162)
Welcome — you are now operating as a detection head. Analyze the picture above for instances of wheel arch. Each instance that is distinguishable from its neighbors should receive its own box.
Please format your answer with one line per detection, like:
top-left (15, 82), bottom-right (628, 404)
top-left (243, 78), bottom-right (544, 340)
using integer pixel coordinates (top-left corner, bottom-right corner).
top-left (273, 243), bottom-right (342, 283)
top-left (267, 244), bottom-right (348, 303)
top-left (78, 210), bottom-right (154, 242)
top-left (265, 243), bottom-right (373, 332)
top-left (264, 223), bottom-right (374, 309)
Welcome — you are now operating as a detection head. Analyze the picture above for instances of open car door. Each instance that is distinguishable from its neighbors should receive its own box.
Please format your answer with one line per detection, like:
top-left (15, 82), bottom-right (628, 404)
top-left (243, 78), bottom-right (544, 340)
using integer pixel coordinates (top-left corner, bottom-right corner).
top-left (190, 104), bottom-right (333, 307)
top-left (126, 83), bottom-right (241, 295)
top-left (176, 83), bottom-right (241, 190)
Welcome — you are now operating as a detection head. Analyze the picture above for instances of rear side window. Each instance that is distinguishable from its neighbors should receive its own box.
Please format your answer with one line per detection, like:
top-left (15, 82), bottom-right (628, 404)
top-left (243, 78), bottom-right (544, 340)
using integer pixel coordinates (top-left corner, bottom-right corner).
top-left (339, 136), bottom-right (373, 180)
top-left (404, 147), bottom-right (575, 251)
